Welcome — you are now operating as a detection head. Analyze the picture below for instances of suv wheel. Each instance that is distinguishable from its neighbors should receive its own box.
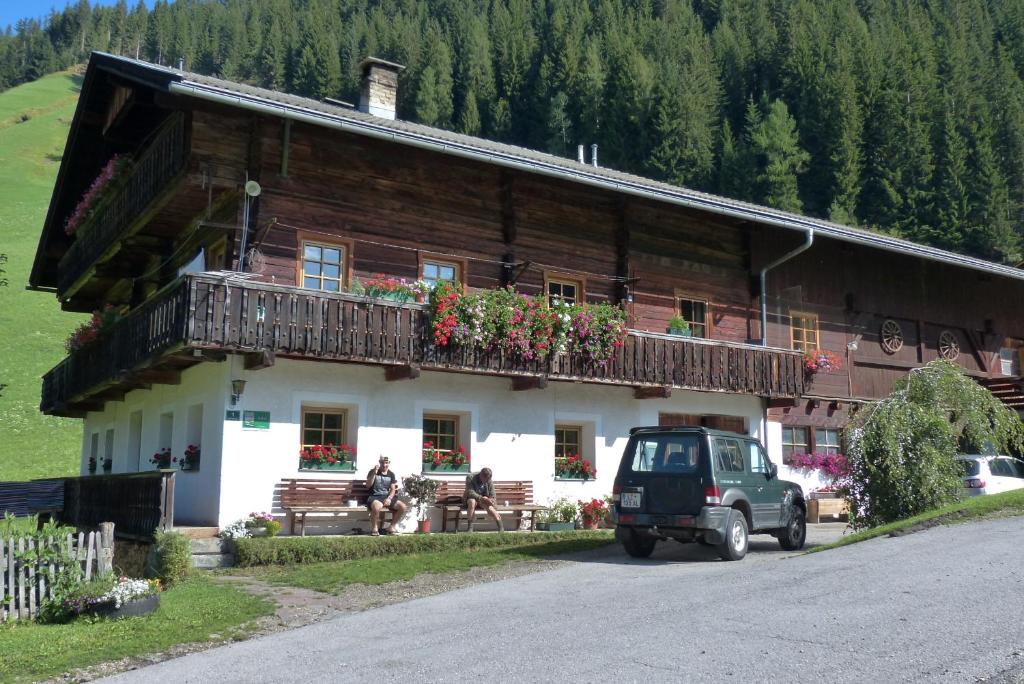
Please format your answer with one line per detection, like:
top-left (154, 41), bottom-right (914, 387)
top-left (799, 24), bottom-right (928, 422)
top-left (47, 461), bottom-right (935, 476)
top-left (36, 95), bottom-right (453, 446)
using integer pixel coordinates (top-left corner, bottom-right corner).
top-left (778, 504), bottom-right (806, 551)
top-left (620, 528), bottom-right (657, 558)
top-left (717, 509), bottom-right (748, 561)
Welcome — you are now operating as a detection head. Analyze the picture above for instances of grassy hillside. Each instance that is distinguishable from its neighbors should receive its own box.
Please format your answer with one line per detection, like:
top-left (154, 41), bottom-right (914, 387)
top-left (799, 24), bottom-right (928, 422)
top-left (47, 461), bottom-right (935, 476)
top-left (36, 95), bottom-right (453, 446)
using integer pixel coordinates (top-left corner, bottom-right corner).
top-left (0, 71), bottom-right (85, 481)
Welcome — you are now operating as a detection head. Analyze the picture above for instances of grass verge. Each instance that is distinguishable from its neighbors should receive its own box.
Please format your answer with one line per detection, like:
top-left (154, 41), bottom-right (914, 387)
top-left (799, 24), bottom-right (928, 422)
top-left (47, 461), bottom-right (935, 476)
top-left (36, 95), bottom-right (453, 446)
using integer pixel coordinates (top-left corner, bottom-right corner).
top-left (233, 529), bottom-right (614, 567)
top-left (808, 489), bottom-right (1024, 554)
top-left (230, 533), bottom-right (614, 593)
top-left (0, 575), bottom-right (275, 684)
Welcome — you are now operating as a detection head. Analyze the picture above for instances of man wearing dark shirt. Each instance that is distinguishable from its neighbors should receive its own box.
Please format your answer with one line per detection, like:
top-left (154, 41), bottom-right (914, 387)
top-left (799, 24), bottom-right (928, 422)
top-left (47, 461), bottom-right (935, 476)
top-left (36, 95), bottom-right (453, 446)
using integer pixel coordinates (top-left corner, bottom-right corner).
top-left (463, 467), bottom-right (504, 532)
top-left (365, 456), bottom-right (407, 535)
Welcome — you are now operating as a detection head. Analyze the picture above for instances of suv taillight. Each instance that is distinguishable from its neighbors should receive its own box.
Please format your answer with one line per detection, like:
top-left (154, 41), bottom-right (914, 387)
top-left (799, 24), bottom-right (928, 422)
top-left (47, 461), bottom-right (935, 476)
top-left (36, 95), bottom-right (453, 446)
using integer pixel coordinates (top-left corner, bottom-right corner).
top-left (704, 485), bottom-right (721, 505)
top-left (611, 480), bottom-right (621, 502)
top-left (965, 478), bottom-right (986, 489)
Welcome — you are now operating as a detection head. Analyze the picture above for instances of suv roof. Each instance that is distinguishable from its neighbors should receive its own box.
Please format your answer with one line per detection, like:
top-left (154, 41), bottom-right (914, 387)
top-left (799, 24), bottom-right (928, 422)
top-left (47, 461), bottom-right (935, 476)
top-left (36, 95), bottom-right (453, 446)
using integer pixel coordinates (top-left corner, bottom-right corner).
top-left (628, 425), bottom-right (752, 440)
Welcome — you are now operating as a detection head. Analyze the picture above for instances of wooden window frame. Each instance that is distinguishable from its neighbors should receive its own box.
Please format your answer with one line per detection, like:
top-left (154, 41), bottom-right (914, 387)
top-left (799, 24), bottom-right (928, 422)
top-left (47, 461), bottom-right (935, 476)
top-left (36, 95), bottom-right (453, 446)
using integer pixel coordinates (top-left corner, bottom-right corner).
top-left (789, 310), bottom-right (820, 352)
top-left (675, 294), bottom-right (710, 338)
top-left (418, 251), bottom-right (468, 288)
top-left (814, 428), bottom-right (841, 455)
top-left (205, 237), bottom-right (228, 271)
top-left (781, 426), bottom-right (809, 465)
top-left (296, 231), bottom-right (353, 292)
top-left (423, 414), bottom-right (460, 454)
top-left (543, 270), bottom-right (586, 307)
top-left (554, 424), bottom-right (582, 458)
top-left (301, 407), bottom-right (349, 449)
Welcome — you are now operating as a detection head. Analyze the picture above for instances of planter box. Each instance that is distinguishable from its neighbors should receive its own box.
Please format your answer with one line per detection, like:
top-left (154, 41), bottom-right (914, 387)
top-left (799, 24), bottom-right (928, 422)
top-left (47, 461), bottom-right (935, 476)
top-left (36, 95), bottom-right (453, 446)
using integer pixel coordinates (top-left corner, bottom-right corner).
top-left (299, 460), bottom-right (356, 472)
top-left (179, 461), bottom-right (200, 472)
top-left (537, 521), bottom-right (575, 532)
top-left (92, 593), bottom-right (160, 620)
top-left (422, 463), bottom-right (470, 473)
top-left (807, 498), bottom-right (849, 523)
top-left (668, 327), bottom-right (692, 337)
top-left (554, 475), bottom-right (591, 481)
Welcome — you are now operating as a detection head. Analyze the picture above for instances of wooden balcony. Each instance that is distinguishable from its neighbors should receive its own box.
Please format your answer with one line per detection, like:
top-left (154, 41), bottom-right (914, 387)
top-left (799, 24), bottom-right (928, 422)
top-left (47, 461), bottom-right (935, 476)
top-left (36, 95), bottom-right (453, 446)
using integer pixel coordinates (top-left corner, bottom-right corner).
top-left (41, 274), bottom-right (805, 416)
top-left (57, 113), bottom-right (188, 298)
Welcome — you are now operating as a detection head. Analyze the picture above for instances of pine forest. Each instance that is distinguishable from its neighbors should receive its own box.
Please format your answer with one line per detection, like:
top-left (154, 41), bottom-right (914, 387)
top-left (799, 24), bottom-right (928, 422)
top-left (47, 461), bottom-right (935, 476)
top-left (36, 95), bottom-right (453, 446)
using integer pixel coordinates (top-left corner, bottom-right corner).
top-left (4, 0), bottom-right (1024, 264)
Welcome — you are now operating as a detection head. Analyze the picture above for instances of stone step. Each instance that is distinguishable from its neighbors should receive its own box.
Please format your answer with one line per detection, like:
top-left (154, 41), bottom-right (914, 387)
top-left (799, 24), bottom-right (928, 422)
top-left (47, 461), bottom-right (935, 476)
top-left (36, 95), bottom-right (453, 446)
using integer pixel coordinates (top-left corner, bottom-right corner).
top-left (192, 552), bottom-right (235, 569)
top-left (190, 537), bottom-right (232, 555)
top-left (173, 526), bottom-right (220, 539)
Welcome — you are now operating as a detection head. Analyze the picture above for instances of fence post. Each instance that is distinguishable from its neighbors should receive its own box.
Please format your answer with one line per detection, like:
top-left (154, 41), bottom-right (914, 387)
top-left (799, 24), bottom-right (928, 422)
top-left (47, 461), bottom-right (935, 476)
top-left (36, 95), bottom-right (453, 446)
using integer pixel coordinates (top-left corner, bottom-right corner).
top-left (98, 522), bottom-right (115, 575)
top-left (160, 472), bottom-right (175, 531)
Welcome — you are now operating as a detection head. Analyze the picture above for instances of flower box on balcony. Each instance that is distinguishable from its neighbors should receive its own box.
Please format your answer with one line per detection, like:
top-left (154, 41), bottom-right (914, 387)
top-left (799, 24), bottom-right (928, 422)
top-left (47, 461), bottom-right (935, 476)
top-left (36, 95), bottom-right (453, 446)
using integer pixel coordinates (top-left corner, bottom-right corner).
top-left (299, 460), bottom-right (357, 472)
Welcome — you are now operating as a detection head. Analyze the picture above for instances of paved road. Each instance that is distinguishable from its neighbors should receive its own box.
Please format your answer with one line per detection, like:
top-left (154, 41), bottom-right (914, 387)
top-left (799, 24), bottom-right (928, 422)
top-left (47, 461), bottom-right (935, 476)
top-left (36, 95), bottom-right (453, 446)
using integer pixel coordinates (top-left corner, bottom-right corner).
top-left (105, 519), bottom-right (1024, 683)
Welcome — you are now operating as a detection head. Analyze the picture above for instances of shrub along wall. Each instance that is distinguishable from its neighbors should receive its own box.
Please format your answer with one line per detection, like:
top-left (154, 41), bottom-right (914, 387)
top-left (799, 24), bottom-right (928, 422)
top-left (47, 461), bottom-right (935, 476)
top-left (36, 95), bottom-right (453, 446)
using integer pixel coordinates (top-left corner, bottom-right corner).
top-left (234, 530), bottom-right (613, 567)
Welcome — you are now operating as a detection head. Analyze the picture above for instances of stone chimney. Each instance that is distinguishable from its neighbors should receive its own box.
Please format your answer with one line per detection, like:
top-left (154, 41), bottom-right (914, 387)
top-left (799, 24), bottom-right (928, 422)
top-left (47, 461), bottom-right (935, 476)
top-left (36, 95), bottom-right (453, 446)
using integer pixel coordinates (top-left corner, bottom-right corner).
top-left (357, 57), bottom-right (405, 120)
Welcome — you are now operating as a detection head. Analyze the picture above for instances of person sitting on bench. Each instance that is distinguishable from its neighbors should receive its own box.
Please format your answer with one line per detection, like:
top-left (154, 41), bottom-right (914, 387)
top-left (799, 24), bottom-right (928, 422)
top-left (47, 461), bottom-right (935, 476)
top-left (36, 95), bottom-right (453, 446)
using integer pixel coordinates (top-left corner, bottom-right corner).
top-left (463, 467), bottom-right (504, 532)
top-left (365, 456), bottom-right (407, 536)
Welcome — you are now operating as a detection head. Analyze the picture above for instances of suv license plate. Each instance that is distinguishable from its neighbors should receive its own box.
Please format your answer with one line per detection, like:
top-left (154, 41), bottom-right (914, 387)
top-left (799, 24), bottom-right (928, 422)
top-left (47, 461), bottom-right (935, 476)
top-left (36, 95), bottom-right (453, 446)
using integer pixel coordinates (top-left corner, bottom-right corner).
top-left (621, 492), bottom-right (641, 508)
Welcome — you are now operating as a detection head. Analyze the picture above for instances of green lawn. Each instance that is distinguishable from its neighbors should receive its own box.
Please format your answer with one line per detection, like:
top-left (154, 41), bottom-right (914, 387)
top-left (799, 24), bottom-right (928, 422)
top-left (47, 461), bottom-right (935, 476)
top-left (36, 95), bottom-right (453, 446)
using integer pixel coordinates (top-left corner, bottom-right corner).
top-left (231, 534), bottom-right (615, 594)
top-left (0, 576), bottom-right (275, 684)
top-left (0, 71), bottom-right (85, 482)
top-left (809, 488), bottom-right (1024, 553)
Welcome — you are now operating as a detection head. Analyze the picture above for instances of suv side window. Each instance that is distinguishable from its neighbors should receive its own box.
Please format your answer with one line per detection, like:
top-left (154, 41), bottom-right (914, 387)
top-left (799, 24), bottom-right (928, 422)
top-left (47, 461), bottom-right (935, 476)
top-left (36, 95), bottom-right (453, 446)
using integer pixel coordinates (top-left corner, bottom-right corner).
top-left (990, 459), bottom-right (1015, 477)
top-left (748, 442), bottom-right (768, 474)
top-left (713, 438), bottom-right (744, 472)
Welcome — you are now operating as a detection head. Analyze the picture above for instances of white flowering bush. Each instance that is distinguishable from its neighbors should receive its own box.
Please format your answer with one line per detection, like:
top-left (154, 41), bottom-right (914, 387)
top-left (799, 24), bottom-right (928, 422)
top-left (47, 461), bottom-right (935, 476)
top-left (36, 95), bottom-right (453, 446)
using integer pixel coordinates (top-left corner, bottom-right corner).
top-left (104, 577), bottom-right (159, 608)
top-left (219, 519), bottom-right (250, 540)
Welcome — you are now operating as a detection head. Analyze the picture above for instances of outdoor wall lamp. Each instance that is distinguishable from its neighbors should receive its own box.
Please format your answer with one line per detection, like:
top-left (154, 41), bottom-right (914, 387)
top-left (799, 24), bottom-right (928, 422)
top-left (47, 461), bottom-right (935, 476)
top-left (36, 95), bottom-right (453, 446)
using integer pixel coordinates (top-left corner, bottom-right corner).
top-left (230, 379), bottom-right (247, 406)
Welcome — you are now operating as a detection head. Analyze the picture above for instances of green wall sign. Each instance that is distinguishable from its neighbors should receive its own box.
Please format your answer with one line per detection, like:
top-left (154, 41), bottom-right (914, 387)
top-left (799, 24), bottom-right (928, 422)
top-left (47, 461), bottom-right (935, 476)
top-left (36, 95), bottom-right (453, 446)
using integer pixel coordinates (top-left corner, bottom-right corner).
top-left (242, 410), bottom-right (270, 430)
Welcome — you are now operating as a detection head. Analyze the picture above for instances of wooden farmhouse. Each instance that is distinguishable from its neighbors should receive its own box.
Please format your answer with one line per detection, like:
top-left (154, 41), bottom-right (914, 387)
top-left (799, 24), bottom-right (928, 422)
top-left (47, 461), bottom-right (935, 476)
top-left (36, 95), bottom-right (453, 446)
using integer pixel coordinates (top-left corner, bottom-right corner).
top-left (29, 52), bottom-right (1024, 529)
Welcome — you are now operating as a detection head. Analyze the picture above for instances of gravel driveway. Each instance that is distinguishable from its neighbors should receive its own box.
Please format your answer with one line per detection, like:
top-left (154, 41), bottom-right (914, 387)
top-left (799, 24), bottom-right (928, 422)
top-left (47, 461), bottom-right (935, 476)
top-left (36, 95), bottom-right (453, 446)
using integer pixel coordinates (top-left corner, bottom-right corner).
top-left (101, 519), bottom-right (1024, 683)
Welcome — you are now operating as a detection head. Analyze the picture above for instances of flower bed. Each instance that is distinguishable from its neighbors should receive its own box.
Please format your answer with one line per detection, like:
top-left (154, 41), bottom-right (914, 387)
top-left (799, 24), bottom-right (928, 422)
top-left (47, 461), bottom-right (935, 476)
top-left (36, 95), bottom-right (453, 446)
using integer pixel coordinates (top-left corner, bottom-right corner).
top-left (299, 444), bottom-right (356, 471)
top-left (429, 282), bottom-right (627, 364)
top-left (555, 454), bottom-right (596, 480)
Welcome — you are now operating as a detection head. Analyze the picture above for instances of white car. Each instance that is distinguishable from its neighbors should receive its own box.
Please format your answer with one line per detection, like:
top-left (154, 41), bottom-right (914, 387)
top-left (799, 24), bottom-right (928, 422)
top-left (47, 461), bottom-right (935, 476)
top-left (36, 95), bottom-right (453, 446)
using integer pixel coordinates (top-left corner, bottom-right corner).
top-left (958, 455), bottom-right (1024, 496)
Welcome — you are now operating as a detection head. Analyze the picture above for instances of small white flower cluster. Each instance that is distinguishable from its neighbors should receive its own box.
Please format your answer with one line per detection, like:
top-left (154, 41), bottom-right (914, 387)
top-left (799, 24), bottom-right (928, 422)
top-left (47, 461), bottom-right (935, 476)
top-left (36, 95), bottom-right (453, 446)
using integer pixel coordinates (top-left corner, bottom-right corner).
top-left (219, 519), bottom-right (250, 540)
top-left (102, 578), bottom-right (153, 609)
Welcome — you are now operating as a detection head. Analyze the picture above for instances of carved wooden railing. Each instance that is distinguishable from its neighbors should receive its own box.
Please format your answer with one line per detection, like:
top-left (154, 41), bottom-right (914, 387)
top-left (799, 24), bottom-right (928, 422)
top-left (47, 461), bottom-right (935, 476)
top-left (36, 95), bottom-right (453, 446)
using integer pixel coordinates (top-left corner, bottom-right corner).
top-left (57, 113), bottom-right (188, 296)
top-left (41, 274), bottom-right (805, 414)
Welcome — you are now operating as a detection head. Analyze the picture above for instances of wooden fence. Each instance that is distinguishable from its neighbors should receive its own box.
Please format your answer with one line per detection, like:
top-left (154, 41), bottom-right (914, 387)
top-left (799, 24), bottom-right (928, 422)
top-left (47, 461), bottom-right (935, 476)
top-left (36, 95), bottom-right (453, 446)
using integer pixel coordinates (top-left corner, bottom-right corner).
top-left (1, 522), bottom-right (114, 621)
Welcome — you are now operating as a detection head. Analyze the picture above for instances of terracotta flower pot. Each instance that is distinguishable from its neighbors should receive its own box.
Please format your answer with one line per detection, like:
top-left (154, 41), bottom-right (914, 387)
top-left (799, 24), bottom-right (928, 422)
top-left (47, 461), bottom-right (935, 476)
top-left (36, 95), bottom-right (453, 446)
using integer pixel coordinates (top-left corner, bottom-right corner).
top-left (582, 520), bottom-right (599, 530)
top-left (417, 519), bottom-right (432, 534)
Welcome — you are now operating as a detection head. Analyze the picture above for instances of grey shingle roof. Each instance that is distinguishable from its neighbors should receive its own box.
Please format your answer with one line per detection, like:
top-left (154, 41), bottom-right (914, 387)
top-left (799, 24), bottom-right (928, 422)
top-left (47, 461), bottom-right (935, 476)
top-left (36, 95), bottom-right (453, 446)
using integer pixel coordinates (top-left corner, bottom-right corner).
top-left (103, 52), bottom-right (1024, 282)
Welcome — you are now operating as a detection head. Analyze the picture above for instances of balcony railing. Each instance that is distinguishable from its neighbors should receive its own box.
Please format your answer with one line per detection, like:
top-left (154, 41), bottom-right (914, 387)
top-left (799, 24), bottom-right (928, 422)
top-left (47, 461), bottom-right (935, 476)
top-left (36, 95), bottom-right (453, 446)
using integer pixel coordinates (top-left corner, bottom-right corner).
top-left (57, 113), bottom-right (188, 296)
top-left (41, 274), bottom-right (805, 415)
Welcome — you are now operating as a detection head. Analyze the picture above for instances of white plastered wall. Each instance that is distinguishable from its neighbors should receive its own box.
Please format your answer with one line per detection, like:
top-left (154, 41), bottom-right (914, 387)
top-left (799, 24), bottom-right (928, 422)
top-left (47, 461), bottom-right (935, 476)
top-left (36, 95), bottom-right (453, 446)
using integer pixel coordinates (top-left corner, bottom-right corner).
top-left (81, 361), bottom-right (228, 526)
top-left (218, 358), bottom-right (766, 533)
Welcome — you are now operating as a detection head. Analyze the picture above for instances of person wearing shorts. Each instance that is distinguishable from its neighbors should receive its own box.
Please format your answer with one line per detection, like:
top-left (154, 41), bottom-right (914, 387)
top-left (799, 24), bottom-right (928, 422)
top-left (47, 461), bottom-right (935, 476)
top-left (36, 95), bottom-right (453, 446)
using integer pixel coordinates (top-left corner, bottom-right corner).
top-left (365, 456), bottom-right (406, 535)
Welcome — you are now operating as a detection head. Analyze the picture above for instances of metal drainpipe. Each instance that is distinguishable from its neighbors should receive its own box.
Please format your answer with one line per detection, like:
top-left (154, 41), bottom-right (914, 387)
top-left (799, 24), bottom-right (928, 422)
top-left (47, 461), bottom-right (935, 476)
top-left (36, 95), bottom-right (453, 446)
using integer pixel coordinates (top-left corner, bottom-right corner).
top-left (759, 228), bottom-right (814, 347)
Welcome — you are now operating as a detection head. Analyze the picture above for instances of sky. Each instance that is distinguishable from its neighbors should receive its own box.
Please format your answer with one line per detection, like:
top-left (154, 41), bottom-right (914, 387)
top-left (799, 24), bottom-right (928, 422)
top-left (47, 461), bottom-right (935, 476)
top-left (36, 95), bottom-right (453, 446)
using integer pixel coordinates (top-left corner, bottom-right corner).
top-left (1, 0), bottom-right (153, 31)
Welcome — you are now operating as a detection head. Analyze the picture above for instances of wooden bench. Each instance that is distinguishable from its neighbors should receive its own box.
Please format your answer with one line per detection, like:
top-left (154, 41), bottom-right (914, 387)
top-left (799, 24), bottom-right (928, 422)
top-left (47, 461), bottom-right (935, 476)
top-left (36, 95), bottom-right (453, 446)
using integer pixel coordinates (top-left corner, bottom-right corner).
top-left (433, 480), bottom-right (545, 533)
top-left (279, 479), bottom-right (394, 536)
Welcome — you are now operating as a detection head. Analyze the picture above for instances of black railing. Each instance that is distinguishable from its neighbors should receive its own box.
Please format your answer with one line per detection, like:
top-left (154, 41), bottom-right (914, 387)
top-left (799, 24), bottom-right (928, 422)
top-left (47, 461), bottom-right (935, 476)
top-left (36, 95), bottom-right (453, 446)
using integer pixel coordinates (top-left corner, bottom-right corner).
top-left (57, 113), bottom-right (188, 295)
top-left (42, 274), bottom-right (805, 414)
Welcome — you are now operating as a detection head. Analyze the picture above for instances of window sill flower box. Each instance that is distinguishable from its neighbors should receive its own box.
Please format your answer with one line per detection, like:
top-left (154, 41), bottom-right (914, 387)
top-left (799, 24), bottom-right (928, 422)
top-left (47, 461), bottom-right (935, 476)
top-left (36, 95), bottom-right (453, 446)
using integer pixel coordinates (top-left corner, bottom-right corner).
top-left (554, 475), bottom-right (589, 481)
top-left (422, 463), bottom-right (470, 474)
top-left (299, 460), bottom-right (356, 472)
top-left (536, 521), bottom-right (575, 532)
top-left (668, 327), bottom-right (692, 337)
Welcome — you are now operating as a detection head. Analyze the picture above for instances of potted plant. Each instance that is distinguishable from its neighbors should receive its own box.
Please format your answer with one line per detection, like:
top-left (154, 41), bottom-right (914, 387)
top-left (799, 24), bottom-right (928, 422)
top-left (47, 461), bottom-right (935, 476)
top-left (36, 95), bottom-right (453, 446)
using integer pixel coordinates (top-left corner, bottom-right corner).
top-left (536, 497), bottom-right (578, 531)
top-left (102, 457), bottom-right (112, 473)
top-left (62, 576), bottom-right (162, 621)
top-left (244, 511), bottom-right (281, 537)
top-left (180, 444), bottom-right (200, 471)
top-left (87, 456), bottom-right (97, 474)
top-left (403, 474), bottom-right (440, 533)
top-left (667, 314), bottom-right (692, 337)
top-left (578, 498), bottom-right (608, 530)
top-left (150, 447), bottom-right (173, 470)
top-left (299, 443), bottom-right (356, 471)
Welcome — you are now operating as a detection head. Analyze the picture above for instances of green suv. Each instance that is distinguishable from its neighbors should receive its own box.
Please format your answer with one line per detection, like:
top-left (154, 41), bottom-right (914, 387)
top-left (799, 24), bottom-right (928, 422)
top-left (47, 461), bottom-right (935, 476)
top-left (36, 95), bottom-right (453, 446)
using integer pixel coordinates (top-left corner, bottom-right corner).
top-left (611, 426), bottom-right (806, 561)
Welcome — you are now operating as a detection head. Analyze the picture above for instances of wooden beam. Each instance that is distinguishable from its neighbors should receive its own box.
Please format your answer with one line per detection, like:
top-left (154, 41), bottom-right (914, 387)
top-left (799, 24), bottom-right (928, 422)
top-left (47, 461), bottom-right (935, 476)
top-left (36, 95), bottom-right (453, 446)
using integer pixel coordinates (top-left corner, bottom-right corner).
top-left (500, 169), bottom-right (516, 286)
top-left (385, 364), bottom-right (421, 381)
top-left (244, 350), bottom-right (275, 371)
top-left (634, 386), bottom-right (671, 400)
top-left (511, 376), bottom-right (547, 391)
top-left (766, 397), bottom-right (798, 409)
top-left (133, 369), bottom-right (181, 385)
top-left (614, 198), bottom-right (630, 306)
top-left (280, 118), bottom-right (291, 177)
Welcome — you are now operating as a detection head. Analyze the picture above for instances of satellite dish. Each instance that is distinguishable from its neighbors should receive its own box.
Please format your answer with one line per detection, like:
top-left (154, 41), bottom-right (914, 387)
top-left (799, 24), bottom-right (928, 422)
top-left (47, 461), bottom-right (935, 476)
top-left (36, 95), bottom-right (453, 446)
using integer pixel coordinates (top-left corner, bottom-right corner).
top-left (244, 180), bottom-right (262, 197)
